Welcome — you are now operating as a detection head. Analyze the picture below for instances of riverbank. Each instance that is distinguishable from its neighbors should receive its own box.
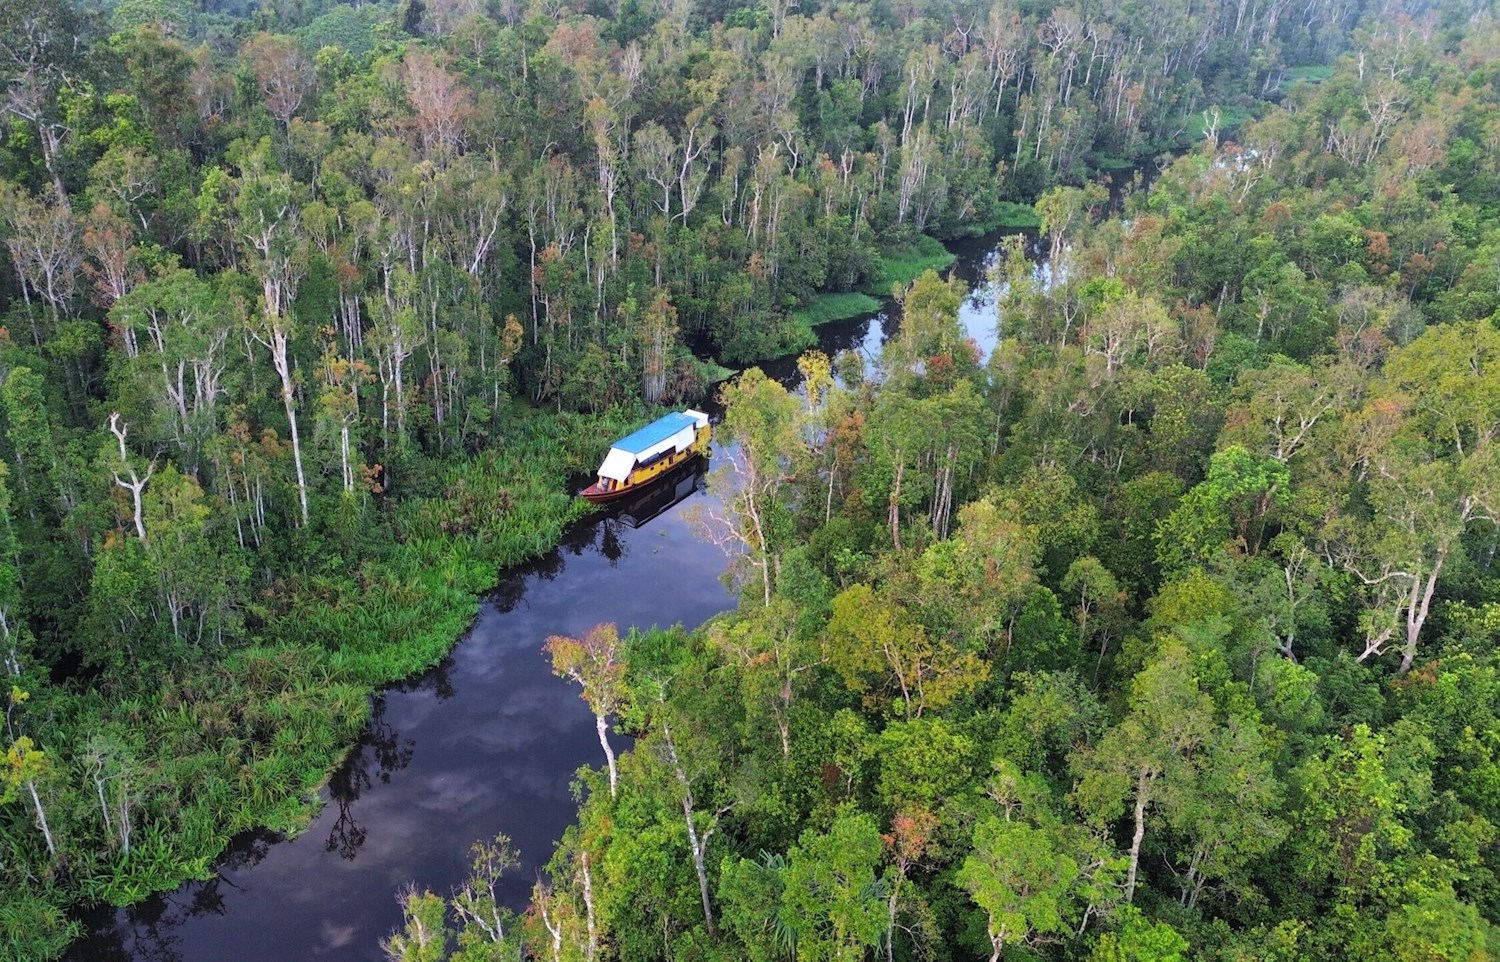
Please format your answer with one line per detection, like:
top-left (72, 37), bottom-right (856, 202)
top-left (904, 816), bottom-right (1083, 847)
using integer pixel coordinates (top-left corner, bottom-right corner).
top-left (26, 409), bottom-right (639, 958)
top-left (64, 222), bottom-right (1027, 959)
top-left (793, 218), bottom-right (1045, 331)
top-left (44, 248), bottom-right (907, 951)
top-left (54, 226), bottom-right (1008, 959)
top-left (791, 235), bottom-right (961, 331)
top-left (68, 427), bottom-right (741, 962)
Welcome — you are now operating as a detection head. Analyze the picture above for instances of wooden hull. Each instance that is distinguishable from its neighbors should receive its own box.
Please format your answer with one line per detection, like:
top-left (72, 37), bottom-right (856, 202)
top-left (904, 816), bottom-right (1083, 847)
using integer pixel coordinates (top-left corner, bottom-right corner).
top-left (581, 426), bottom-right (710, 504)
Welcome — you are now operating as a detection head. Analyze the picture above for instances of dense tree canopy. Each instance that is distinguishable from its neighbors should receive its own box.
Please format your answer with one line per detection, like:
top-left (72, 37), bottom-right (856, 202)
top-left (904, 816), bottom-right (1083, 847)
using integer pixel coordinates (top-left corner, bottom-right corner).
top-left (384, 3), bottom-right (1500, 961)
top-left (1, 0), bottom-right (1498, 958)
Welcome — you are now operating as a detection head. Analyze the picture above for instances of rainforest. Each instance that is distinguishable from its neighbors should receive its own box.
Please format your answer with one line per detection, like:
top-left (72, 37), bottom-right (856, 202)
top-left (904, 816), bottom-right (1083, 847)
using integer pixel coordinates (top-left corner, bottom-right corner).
top-left (2, 0), bottom-right (1499, 958)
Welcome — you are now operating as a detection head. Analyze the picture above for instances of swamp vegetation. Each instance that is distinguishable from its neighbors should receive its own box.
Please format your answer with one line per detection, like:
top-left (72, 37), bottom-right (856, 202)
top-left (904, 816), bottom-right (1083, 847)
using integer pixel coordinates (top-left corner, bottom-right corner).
top-left (0, 0), bottom-right (1498, 958)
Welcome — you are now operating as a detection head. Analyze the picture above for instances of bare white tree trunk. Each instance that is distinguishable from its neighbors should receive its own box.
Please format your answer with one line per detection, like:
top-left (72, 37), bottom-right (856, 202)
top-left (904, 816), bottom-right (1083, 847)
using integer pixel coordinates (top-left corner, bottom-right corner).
top-left (340, 422), bottom-right (354, 493)
top-left (595, 712), bottom-right (618, 799)
top-left (90, 762), bottom-right (114, 846)
top-left (537, 885), bottom-right (565, 962)
top-left (27, 779), bottom-right (56, 856)
top-left (662, 720), bottom-right (717, 936)
top-left (580, 850), bottom-right (598, 962)
top-left (108, 413), bottom-right (153, 543)
top-left (1124, 767), bottom-right (1153, 903)
top-left (265, 326), bottom-right (310, 525)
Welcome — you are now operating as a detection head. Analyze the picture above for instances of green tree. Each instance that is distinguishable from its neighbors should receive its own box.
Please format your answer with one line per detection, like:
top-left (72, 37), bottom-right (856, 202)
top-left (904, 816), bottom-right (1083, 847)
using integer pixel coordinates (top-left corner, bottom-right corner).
top-left (1323, 321), bottom-right (1500, 672)
top-left (141, 464), bottom-right (244, 650)
top-left (1087, 905), bottom-right (1189, 962)
top-left (3, 687), bottom-right (57, 858)
top-left (1155, 445), bottom-right (1290, 573)
top-left (865, 381), bottom-right (987, 547)
top-left (451, 834), bottom-right (521, 961)
top-left (824, 584), bottom-right (987, 719)
top-left (1, 366), bottom-right (59, 513)
top-left (707, 600), bottom-right (818, 758)
top-left (1062, 556), bottom-right (1129, 684)
top-left (383, 885), bottom-right (450, 962)
top-left (235, 142), bottom-right (312, 525)
top-left (781, 807), bottom-right (888, 962)
top-left (959, 816), bottom-right (1079, 961)
top-left (545, 624), bottom-right (627, 799)
top-left (1380, 885), bottom-right (1494, 962)
top-left (108, 268), bottom-right (233, 472)
top-left (1166, 712), bottom-right (1285, 908)
top-left (882, 270), bottom-right (971, 391)
top-left (911, 496), bottom-right (1040, 661)
top-left (1072, 641), bottom-right (1215, 903)
top-left (720, 848), bottom-right (792, 962)
top-left (698, 368), bottom-right (800, 606)
top-left (1290, 723), bottom-right (1421, 901)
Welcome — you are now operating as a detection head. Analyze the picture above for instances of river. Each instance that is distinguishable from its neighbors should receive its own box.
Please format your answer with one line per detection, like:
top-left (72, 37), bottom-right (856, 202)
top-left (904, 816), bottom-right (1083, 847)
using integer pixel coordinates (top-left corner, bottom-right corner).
top-left (762, 231), bottom-right (1016, 383)
top-left (68, 230), bottom-right (1021, 961)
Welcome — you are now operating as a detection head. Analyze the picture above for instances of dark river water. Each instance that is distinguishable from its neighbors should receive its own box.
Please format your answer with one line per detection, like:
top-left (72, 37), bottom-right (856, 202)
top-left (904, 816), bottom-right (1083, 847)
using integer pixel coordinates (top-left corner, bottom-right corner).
top-left (69, 231), bottom-right (1019, 961)
top-left (762, 231), bottom-right (1014, 382)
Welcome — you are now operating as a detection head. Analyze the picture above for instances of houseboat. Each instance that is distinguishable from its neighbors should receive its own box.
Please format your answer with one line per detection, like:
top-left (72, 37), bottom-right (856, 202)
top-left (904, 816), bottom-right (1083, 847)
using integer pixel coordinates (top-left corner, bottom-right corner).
top-left (581, 410), bottom-right (711, 504)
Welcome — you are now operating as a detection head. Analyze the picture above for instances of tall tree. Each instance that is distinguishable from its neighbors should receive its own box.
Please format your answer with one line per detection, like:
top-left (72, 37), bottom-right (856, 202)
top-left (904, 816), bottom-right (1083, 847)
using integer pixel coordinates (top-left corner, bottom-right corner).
top-left (1072, 641), bottom-right (1215, 903)
top-left (1322, 321), bottom-right (1500, 671)
top-left (0, 186), bottom-right (81, 344)
top-left (545, 623), bottom-right (627, 799)
top-left (959, 816), bottom-right (1080, 961)
top-left (3, 686), bottom-right (56, 858)
top-left (235, 144), bottom-right (312, 525)
top-left (243, 34), bottom-right (313, 132)
top-left (823, 583), bottom-right (988, 718)
top-left (780, 807), bottom-right (888, 962)
top-left (696, 368), bottom-right (800, 605)
top-left (104, 412), bottom-right (154, 544)
top-left (0, 0), bottom-right (95, 200)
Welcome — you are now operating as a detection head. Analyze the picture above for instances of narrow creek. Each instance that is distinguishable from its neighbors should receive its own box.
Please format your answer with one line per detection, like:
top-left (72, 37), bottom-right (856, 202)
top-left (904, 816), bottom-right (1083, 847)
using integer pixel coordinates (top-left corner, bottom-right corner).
top-left (69, 230), bottom-right (1023, 961)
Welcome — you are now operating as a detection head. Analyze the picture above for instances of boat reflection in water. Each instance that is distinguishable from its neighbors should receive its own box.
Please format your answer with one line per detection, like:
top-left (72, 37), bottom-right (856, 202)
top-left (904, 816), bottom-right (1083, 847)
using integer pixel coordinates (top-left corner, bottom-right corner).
top-left (595, 451), bottom-right (709, 530)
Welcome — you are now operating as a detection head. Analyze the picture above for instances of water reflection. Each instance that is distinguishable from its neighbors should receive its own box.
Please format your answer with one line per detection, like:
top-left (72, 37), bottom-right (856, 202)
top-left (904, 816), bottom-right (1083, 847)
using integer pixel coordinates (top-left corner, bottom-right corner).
top-left (558, 464), bottom-right (704, 569)
top-left (68, 230), bottom-right (1011, 962)
top-left (323, 765), bottom-right (368, 861)
top-left (389, 653), bottom-right (457, 700)
top-left (324, 695), bottom-right (417, 860)
top-left (757, 231), bottom-right (1028, 388)
top-left (611, 457), bottom-right (708, 530)
top-left (69, 447), bottom-right (739, 962)
top-left (75, 831), bottom-right (277, 962)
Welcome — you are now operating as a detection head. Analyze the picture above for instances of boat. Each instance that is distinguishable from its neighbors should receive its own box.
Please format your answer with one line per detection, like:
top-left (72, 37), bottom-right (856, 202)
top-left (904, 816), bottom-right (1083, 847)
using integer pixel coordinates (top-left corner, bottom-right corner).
top-left (581, 410), bottom-right (711, 504)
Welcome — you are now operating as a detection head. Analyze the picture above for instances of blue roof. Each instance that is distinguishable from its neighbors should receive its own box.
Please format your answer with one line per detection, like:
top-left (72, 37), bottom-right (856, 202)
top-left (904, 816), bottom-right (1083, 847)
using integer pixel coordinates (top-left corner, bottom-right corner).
top-left (612, 412), bottom-right (698, 454)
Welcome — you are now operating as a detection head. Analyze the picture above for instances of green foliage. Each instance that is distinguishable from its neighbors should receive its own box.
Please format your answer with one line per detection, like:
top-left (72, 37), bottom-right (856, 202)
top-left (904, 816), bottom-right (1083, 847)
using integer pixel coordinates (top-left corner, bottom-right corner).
top-left (779, 807), bottom-right (887, 962)
top-left (1279, 65), bottom-right (1334, 91)
top-left (991, 202), bottom-right (1042, 230)
top-left (959, 815), bottom-right (1080, 957)
top-left (4, 0), bottom-right (1500, 959)
top-left (719, 852), bottom-right (792, 962)
top-left (1090, 905), bottom-right (1190, 962)
top-left (298, 6), bottom-right (379, 57)
top-left (523, 13), bottom-right (1500, 962)
top-left (1155, 446), bottom-right (1291, 574)
top-left (1180, 105), bottom-right (1256, 143)
top-left (861, 238), bottom-right (957, 298)
top-left (1380, 885), bottom-right (1495, 962)
top-left (0, 889), bottom-right (78, 961)
top-left (1290, 724), bottom-right (1423, 899)
top-left (791, 293), bottom-right (883, 328)
top-left (384, 887), bottom-right (451, 962)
